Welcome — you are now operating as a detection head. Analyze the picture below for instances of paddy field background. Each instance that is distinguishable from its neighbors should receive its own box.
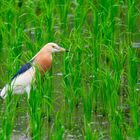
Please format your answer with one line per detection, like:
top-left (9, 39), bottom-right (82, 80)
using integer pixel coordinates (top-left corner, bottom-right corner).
top-left (0, 0), bottom-right (140, 139)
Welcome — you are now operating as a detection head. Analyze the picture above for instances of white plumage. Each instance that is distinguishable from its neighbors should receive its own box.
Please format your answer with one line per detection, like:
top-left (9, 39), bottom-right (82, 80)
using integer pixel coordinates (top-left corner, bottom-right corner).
top-left (0, 66), bottom-right (35, 99)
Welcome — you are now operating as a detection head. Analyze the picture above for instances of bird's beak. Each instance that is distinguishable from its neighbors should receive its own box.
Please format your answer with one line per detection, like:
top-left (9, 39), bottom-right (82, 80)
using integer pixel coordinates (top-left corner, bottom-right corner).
top-left (59, 47), bottom-right (69, 52)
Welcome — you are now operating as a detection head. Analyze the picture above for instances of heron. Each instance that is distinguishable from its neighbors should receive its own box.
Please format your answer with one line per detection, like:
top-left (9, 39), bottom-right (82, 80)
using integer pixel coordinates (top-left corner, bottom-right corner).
top-left (0, 42), bottom-right (68, 99)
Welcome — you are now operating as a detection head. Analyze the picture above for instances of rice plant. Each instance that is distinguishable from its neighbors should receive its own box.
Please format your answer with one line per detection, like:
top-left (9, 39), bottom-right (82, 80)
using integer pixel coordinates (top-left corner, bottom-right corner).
top-left (0, 0), bottom-right (140, 139)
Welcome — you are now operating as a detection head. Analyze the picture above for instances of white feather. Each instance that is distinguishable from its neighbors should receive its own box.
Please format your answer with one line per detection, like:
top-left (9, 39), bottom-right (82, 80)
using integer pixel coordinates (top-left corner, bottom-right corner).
top-left (0, 66), bottom-right (35, 99)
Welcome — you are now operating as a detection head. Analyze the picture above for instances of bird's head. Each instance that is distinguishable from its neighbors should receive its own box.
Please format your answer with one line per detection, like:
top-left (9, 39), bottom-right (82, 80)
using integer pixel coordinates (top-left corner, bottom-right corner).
top-left (31, 42), bottom-right (69, 62)
top-left (44, 42), bottom-right (69, 53)
top-left (32, 42), bottom-right (69, 74)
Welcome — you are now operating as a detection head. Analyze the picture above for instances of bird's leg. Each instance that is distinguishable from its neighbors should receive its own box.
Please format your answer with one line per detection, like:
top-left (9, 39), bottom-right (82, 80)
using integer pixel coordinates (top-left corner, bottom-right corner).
top-left (25, 85), bottom-right (31, 99)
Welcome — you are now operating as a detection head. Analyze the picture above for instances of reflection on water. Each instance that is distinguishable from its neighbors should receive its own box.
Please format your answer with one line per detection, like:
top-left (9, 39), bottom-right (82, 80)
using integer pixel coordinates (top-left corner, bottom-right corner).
top-left (11, 133), bottom-right (29, 140)
top-left (132, 42), bottom-right (140, 48)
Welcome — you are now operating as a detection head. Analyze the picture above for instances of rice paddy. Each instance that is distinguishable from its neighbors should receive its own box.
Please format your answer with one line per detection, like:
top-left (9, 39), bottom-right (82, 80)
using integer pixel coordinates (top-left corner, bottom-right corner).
top-left (0, 0), bottom-right (140, 139)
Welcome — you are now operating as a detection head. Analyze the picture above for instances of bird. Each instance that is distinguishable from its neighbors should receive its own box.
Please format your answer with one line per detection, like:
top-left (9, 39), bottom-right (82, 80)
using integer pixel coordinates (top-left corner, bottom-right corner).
top-left (0, 42), bottom-right (68, 99)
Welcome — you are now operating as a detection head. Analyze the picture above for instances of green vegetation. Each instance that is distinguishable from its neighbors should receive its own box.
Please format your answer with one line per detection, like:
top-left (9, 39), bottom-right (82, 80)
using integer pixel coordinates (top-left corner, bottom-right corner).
top-left (0, 0), bottom-right (140, 139)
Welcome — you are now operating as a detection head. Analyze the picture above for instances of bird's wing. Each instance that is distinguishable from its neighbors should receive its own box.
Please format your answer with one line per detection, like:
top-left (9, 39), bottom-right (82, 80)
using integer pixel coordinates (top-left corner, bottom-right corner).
top-left (0, 62), bottom-right (35, 99)
top-left (11, 60), bottom-right (33, 81)
top-left (11, 66), bottom-right (35, 93)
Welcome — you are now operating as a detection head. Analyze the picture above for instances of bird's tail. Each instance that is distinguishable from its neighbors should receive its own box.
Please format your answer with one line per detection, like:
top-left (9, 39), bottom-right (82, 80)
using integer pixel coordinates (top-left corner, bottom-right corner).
top-left (0, 89), bottom-right (3, 100)
top-left (0, 85), bottom-right (8, 100)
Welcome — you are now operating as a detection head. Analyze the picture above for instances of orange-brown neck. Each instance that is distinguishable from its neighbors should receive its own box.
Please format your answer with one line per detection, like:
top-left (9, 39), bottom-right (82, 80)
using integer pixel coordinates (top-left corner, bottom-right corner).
top-left (34, 52), bottom-right (52, 75)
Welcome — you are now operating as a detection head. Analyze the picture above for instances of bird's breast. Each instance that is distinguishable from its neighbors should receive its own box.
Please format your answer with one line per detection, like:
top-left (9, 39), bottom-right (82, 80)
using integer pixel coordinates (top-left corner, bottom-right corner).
top-left (34, 54), bottom-right (52, 74)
